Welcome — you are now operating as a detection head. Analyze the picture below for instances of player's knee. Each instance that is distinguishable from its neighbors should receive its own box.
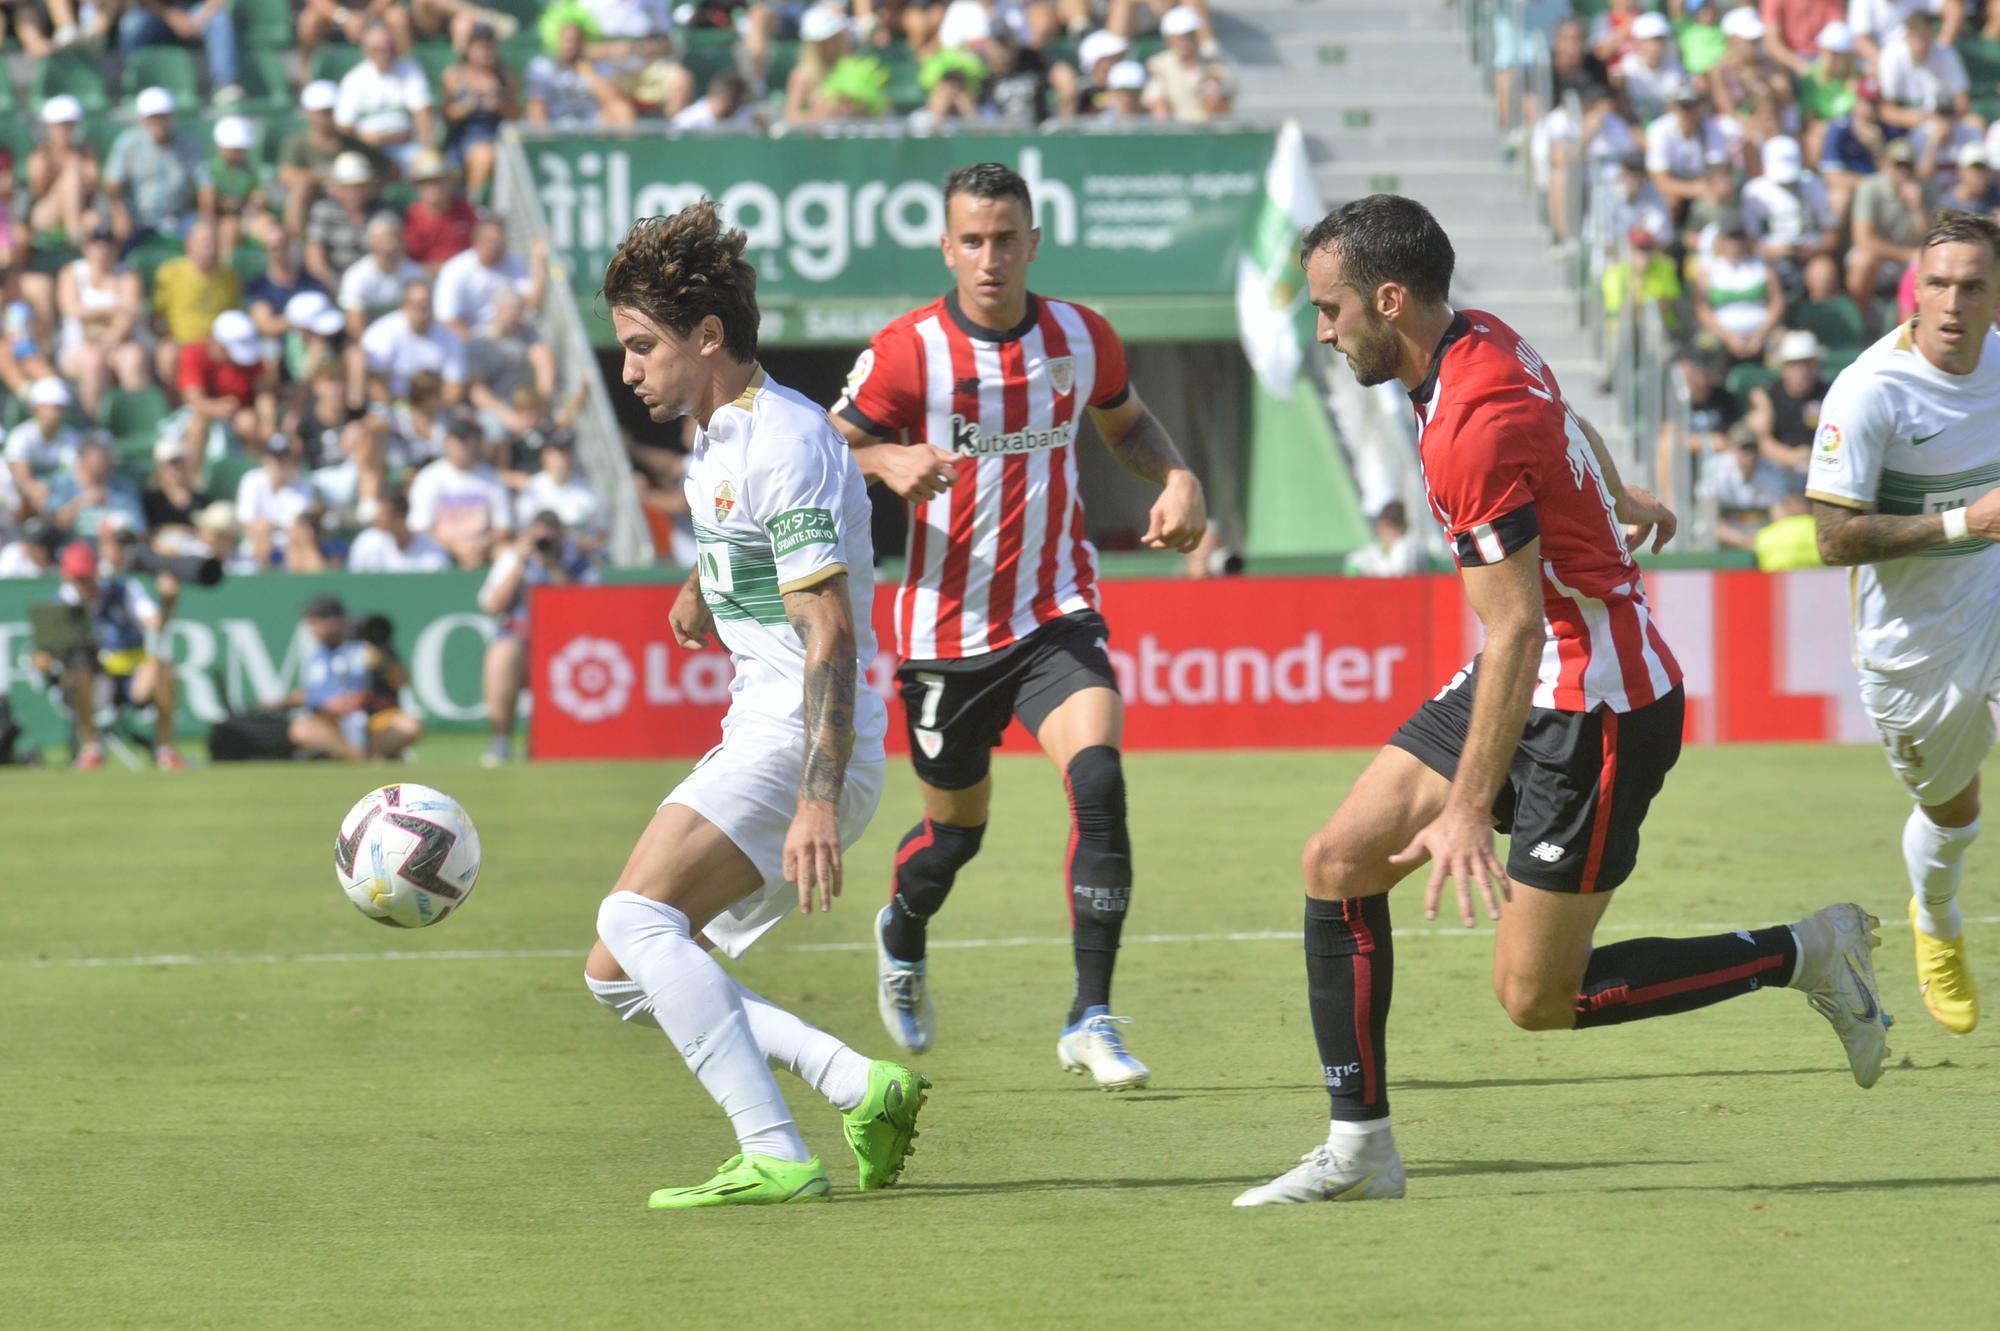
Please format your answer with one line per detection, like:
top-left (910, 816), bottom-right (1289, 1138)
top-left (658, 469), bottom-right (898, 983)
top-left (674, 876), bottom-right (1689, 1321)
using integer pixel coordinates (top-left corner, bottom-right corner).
top-left (1065, 746), bottom-right (1128, 843)
top-left (1302, 827), bottom-right (1371, 898)
top-left (1494, 974), bottom-right (1578, 1031)
top-left (896, 817), bottom-right (985, 896)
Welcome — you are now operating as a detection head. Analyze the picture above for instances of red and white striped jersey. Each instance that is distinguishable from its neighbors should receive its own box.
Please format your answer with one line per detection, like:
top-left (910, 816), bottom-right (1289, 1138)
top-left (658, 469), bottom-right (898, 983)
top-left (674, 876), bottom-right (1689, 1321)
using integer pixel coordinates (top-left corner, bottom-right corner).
top-left (1413, 309), bottom-right (1682, 713)
top-left (835, 291), bottom-right (1131, 662)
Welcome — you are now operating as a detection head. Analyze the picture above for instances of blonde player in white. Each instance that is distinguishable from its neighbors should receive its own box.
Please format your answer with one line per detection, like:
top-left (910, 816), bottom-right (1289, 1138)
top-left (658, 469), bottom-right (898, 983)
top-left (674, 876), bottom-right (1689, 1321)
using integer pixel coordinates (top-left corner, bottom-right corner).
top-left (1809, 210), bottom-right (2000, 1035)
top-left (582, 202), bottom-right (928, 1209)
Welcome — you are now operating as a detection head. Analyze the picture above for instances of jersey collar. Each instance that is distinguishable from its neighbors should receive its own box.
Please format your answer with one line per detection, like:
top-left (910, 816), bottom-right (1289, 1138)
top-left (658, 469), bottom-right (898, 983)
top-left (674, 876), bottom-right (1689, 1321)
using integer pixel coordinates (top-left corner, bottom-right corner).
top-left (945, 289), bottom-right (1041, 343)
top-left (1408, 309), bottom-right (1470, 408)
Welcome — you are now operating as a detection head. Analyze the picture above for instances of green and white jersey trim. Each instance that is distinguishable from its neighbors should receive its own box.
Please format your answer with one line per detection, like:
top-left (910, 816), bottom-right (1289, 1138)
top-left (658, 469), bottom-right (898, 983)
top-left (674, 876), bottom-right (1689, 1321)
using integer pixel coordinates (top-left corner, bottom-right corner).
top-left (692, 517), bottom-right (790, 626)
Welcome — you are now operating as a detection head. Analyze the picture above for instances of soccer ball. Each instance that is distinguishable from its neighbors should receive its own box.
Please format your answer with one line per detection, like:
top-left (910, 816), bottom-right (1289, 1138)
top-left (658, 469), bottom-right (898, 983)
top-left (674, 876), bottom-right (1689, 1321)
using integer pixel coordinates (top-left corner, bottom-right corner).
top-left (334, 783), bottom-right (482, 928)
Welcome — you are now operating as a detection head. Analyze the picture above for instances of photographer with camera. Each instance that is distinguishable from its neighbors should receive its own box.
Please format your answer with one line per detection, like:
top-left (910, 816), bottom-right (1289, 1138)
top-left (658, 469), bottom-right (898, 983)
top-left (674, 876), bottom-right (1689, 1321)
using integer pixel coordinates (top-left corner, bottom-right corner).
top-left (476, 507), bottom-right (595, 766)
top-left (285, 593), bottom-right (424, 762)
top-left (32, 537), bottom-right (186, 770)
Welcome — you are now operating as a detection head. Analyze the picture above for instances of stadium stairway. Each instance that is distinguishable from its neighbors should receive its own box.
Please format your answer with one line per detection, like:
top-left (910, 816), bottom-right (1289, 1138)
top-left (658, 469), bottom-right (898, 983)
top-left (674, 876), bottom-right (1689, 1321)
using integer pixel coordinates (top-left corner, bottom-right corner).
top-left (1213, 0), bottom-right (1619, 444)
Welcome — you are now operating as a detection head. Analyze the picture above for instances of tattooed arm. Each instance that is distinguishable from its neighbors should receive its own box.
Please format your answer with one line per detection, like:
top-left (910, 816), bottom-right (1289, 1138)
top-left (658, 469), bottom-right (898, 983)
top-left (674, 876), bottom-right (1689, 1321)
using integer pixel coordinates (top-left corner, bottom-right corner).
top-left (1088, 387), bottom-right (1209, 552)
top-left (1813, 491), bottom-right (2000, 565)
top-left (781, 571), bottom-right (857, 912)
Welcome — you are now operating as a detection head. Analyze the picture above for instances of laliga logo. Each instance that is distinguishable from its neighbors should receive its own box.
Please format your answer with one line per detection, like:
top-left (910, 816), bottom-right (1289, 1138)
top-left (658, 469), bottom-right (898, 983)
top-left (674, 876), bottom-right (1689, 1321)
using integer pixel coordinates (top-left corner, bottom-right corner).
top-left (549, 636), bottom-right (635, 723)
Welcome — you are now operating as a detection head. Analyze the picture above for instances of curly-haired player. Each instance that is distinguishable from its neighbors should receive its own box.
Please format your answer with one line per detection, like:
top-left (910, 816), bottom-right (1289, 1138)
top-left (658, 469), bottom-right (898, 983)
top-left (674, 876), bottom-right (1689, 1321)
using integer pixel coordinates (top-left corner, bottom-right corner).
top-left (582, 201), bottom-right (927, 1209)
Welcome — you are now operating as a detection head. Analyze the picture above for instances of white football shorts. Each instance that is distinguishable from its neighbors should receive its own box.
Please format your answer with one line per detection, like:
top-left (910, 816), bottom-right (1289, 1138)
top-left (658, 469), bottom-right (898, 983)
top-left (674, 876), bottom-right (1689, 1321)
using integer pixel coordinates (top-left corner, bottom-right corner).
top-left (662, 721), bottom-right (886, 958)
top-left (1858, 606), bottom-right (2000, 807)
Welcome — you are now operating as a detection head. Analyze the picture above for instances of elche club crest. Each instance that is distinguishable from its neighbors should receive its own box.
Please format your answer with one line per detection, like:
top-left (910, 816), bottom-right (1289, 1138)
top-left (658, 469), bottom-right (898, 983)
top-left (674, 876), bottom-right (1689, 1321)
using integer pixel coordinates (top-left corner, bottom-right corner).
top-left (713, 480), bottom-right (736, 523)
top-left (1045, 355), bottom-right (1075, 397)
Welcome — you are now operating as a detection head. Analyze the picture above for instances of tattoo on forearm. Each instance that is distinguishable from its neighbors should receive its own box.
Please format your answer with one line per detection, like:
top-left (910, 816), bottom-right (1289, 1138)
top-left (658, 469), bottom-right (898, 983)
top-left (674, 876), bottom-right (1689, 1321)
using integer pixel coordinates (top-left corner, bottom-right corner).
top-left (1107, 411), bottom-right (1190, 486)
top-left (785, 578), bottom-right (856, 806)
top-left (1813, 504), bottom-right (1945, 565)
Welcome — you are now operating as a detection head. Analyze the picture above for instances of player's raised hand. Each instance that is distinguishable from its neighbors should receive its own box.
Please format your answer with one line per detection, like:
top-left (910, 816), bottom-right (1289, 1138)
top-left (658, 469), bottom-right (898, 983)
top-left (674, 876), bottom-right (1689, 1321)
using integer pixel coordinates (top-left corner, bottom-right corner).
top-left (785, 801), bottom-right (843, 914)
top-left (1615, 485), bottom-right (1677, 554)
top-left (1389, 804), bottom-right (1510, 927)
top-left (669, 575), bottom-right (714, 649)
top-left (1142, 471), bottom-right (1208, 552)
top-left (876, 443), bottom-right (962, 504)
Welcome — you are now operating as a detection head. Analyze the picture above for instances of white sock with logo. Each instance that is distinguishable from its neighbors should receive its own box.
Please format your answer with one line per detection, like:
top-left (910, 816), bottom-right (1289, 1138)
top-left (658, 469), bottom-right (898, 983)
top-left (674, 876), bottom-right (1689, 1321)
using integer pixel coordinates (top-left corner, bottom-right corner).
top-left (1905, 808), bottom-right (1978, 939)
top-left (732, 978), bottom-right (873, 1112)
top-left (595, 892), bottom-right (810, 1163)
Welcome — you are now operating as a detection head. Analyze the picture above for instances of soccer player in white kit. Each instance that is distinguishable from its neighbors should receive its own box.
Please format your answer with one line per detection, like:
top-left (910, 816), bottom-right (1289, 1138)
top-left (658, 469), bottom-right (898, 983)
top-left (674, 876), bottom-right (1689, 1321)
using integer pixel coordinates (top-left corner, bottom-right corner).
top-left (1808, 211), bottom-right (2000, 1035)
top-left (582, 202), bottom-right (929, 1208)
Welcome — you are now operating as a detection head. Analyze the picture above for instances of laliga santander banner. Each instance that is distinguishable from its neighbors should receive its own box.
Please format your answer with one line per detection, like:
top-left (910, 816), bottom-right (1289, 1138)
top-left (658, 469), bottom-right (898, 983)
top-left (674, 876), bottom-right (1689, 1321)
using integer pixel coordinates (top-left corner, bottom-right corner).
top-left (526, 571), bottom-right (1882, 760)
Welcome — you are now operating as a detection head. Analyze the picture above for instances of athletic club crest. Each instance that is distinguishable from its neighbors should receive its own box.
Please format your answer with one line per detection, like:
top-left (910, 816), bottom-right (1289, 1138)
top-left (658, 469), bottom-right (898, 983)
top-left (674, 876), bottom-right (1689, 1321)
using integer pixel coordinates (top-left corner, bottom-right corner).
top-left (1045, 356), bottom-right (1075, 396)
top-left (713, 480), bottom-right (736, 522)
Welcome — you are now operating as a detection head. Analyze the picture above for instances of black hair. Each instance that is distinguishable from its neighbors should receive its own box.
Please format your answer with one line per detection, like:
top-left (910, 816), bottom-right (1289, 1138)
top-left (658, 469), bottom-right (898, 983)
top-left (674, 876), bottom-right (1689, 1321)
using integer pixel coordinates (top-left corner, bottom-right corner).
top-left (943, 162), bottom-right (1033, 221)
top-left (602, 199), bottom-right (760, 362)
top-left (1297, 194), bottom-right (1455, 307)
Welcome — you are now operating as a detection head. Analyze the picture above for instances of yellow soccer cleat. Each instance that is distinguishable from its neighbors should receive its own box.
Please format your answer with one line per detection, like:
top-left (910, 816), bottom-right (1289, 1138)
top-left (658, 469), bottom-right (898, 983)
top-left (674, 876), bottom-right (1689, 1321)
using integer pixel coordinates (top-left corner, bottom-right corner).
top-left (1910, 900), bottom-right (1979, 1034)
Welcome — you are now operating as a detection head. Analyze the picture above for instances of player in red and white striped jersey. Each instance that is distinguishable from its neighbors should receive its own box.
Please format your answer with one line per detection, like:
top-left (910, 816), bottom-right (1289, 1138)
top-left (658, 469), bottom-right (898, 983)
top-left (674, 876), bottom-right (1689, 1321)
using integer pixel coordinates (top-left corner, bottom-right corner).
top-left (831, 162), bottom-right (1208, 1089)
top-left (1238, 194), bottom-right (1892, 1208)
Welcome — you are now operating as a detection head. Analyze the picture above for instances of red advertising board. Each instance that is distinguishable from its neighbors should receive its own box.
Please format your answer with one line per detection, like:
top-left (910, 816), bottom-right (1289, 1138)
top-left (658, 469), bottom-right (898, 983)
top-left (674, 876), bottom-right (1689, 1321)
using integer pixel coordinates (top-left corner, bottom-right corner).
top-left (528, 570), bottom-right (1874, 760)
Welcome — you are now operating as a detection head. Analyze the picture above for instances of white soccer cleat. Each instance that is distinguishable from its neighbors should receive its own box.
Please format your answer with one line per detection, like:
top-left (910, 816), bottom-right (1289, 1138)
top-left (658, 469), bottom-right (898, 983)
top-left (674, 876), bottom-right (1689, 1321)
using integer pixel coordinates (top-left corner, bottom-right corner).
top-left (1234, 1134), bottom-right (1407, 1206)
top-left (1796, 903), bottom-right (1892, 1089)
top-left (1057, 1006), bottom-right (1151, 1091)
top-left (874, 906), bottom-right (935, 1054)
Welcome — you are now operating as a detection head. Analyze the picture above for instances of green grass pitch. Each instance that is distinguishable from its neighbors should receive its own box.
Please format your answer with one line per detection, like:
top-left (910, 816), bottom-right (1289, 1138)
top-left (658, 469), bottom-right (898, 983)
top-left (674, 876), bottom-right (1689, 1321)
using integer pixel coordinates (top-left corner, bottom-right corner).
top-left (3, 743), bottom-right (1995, 1329)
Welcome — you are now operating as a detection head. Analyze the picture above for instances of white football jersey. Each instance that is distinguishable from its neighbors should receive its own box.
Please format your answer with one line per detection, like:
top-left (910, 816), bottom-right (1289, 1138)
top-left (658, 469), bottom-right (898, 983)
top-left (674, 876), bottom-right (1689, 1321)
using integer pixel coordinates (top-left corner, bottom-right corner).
top-left (1807, 320), bottom-right (2000, 678)
top-left (683, 367), bottom-right (888, 749)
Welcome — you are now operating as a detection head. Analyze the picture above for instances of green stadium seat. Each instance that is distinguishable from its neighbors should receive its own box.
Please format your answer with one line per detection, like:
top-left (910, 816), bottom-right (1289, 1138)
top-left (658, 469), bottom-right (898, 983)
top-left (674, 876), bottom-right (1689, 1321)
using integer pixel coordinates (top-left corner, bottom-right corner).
top-left (101, 383), bottom-right (170, 436)
top-left (681, 29), bottom-right (738, 87)
top-left (123, 46), bottom-right (203, 108)
top-left (311, 45), bottom-right (366, 84)
top-left (32, 54), bottom-right (111, 115)
top-left (1958, 36), bottom-right (2000, 93)
top-left (411, 40), bottom-right (460, 101)
top-left (237, 48), bottom-right (296, 115)
top-left (1788, 297), bottom-right (1867, 352)
top-left (83, 118), bottom-right (128, 164)
top-left (205, 448), bottom-right (259, 499)
top-left (238, 0), bottom-right (295, 50)
top-left (229, 238), bottom-right (268, 286)
top-left (1725, 361), bottom-right (1780, 399)
top-left (128, 232), bottom-right (185, 288)
top-left (0, 69), bottom-right (17, 116)
top-left (500, 28), bottom-right (544, 73)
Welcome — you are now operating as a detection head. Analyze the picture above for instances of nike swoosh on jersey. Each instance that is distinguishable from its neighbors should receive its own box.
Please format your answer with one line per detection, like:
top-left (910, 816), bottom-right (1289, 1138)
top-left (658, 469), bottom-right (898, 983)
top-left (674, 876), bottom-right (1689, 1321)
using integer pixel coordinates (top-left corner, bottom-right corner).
top-left (1913, 431), bottom-right (1945, 446)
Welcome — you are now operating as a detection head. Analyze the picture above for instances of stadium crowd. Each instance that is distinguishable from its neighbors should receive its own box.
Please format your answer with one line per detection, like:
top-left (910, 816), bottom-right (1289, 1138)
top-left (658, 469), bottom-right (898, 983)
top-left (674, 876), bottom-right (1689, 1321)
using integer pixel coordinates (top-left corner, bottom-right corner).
top-left (1519, 0), bottom-right (2000, 555)
top-left (0, 0), bottom-right (1243, 590)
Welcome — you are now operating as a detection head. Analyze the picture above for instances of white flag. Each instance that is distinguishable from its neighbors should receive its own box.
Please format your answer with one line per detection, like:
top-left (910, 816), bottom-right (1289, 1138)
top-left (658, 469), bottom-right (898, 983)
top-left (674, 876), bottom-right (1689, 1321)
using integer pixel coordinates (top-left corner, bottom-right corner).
top-left (1236, 120), bottom-right (1326, 399)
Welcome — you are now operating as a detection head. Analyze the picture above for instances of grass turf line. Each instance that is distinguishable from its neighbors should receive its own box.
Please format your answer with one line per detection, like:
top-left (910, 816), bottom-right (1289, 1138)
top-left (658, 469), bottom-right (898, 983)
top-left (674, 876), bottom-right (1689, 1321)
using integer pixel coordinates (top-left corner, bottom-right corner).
top-left (1, 745), bottom-right (1994, 1329)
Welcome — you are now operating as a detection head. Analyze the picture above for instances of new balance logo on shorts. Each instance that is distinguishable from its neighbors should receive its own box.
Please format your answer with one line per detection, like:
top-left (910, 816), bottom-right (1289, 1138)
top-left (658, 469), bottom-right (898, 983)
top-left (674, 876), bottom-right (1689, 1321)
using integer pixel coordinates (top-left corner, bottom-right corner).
top-left (1528, 841), bottom-right (1565, 863)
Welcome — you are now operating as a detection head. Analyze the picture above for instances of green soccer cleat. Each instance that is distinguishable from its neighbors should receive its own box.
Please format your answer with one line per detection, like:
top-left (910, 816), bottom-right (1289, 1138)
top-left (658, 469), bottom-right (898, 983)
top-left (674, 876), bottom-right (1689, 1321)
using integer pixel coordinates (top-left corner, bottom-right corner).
top-left (645, 1154), bottom-right (831, 1210)
top-left (842, 1060), bottom-right (930, 1191)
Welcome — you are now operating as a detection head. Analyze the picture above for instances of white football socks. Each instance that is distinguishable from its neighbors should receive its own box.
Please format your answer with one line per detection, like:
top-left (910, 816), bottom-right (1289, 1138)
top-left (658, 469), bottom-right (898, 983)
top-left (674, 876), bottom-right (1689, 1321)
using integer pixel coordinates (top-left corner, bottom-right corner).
top-left (586, 966), bottom-right (872, 1111)
top-left (732, 979), bottom-right (873, 1113)
top-left (1327, 1118), bottom-right (1394, 1145)
top-left (1904, 808), bottom-right (1978, 940)
top-left (595, 891), bottom-right (810, 1163)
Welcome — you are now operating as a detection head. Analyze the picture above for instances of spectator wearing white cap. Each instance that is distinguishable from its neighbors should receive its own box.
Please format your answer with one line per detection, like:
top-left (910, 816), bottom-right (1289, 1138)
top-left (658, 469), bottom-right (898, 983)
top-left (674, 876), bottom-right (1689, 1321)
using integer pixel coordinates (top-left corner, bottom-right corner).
top-left (1097, 60), bottom-right (1148, 119)
top-left (335, 20), bottom-right (438, 175)
top-left (1612, 11), bottom-right (1683, 124)
top-left (1708, 7), bottom-right (1787, 119)
top-left (119, 0), bottom-right (243, 106)
top-left (526, 20), bottom-right (639, 129)
top-left (297, 0), bottom-right (415, 65)
top-left (279, 81), bottom-right (376, 238)
top-left (340, 215), bottom-right (428, 340)
top-left (152, 218), bottom-right (242, 387)
top-left (1143, 5), bottom-right (1234, 122)
top-left (200, 115), bottom-right (267, 261)
top-left (4, 378), bottom-right (85, 516)
top-left (286, 292), bottom-right (363, 415)
top-left (1948, 139), bottom-right (2000, 211)
top-left (56, 224), bottom-right (151, 421)
top-left (1876, 10), bottom-right (1968, 130)
top-left (1070, 27), bottom-right (1129, 116)
top-left (305, 152), bottom-right (399, 292)
top-left (1759, 3), bottom-right (1847, 77)
top-left (362, 280), bottom-right (469, 405)
top-left (27, 95), bottom-right (100, 248)
top-left (1794, 21), bottom-right (1860, 166)
top-left (1741, 134), bottom-right (1836, 294)
top-left (104, 88), bottom-right (209, 241)
top-left (140, 435), bottom-right (211, 550)
top-left (785, 6), bottom-right (857, 124)
top-left (177, 309), bottom-right (278, 461)
top-left (1746, 328), bottom-right (1829, 478)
